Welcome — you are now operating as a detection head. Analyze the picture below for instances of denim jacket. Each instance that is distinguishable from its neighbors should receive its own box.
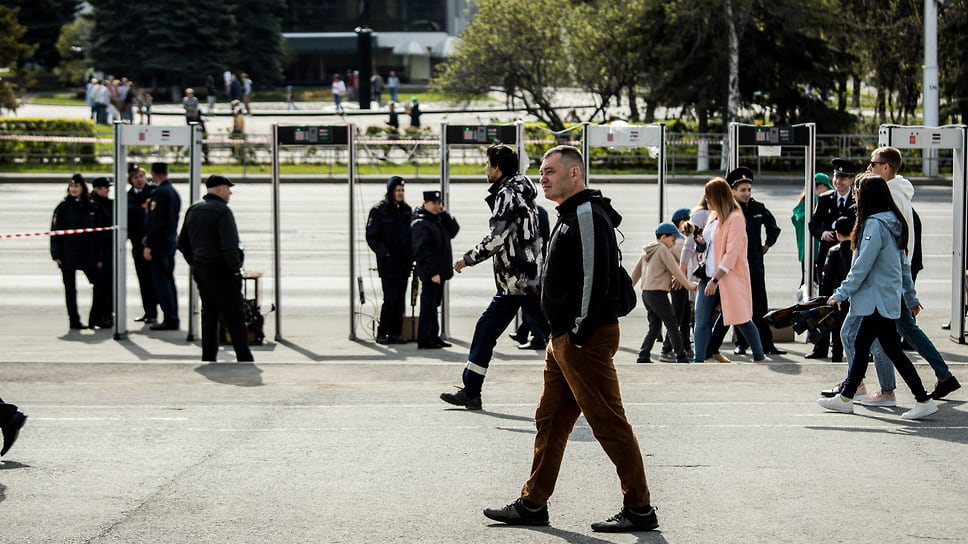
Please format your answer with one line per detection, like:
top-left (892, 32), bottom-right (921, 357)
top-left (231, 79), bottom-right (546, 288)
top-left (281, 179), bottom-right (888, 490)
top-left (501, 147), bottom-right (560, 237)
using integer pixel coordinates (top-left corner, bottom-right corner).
top-left (832, 211), bottom-right (918, 318)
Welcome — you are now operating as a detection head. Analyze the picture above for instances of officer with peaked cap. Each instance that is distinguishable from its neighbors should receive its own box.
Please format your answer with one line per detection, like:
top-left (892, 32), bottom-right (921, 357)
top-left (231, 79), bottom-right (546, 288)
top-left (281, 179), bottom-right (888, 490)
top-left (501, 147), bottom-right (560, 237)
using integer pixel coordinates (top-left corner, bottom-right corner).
top-left (805, 158), bottom-right (858, 358)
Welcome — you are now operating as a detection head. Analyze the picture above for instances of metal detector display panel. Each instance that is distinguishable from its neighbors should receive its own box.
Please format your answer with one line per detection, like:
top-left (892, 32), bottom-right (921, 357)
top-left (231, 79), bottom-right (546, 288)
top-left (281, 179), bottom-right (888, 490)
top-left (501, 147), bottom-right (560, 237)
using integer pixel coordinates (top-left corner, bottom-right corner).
top-left (445, 125), bottom-right (517, 145)
top-left (736, 125), bottom-right (811, 146)
top-left (586, 125), bottom-right (662, 148)
top-left (277, 125), bottom-right (349, 145)
top-left (879, 126), bottom-right (964, 149)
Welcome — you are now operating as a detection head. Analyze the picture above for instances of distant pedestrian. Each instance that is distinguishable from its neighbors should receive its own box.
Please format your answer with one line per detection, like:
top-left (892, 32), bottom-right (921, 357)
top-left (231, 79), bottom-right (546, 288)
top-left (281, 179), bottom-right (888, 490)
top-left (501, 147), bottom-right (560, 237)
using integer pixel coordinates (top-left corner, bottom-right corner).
top-left (229, 74), bottom-right (241, 102)
top-left (410, 191), bottom-right (459, 349)
top-left (484, 145), bottom-right (659, 533)
top-left (371, 73), bottom-right (384, 106)
top-left (387, 71), bottom-right (400, 103)
top-left (182, 88), bottom-right (205, 134)
top-left (178, 174), bottom-right (253, 363)
top-left (231, 100), bottom-right (245, 136)
top-left (409, 97), bottom-right (421, 128)
top-left (286, 85), bottom-right (296, 110)
top-left (206, 75), bottom-right (217, 115)
top-left (387, 102), bottom-right (399, 130)
top-left (136, 89), bottom-right (152, 125)
top-left (332, 74), bottom-right (346, 114)
top-left (50, 174), bottom-right (102, 330)
top-left (0, 396), bottom-right (27, 457)
top-left (241, 73), bottom-right (252, 114)
top-left (143, 162), bottom-right (181, 331)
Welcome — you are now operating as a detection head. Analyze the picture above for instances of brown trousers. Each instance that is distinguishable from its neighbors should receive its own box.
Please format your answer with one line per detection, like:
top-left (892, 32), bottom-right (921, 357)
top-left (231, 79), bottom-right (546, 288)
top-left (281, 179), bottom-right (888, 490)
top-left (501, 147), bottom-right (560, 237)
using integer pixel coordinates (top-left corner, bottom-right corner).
top-left (521, 323), bottom-right (651, 508)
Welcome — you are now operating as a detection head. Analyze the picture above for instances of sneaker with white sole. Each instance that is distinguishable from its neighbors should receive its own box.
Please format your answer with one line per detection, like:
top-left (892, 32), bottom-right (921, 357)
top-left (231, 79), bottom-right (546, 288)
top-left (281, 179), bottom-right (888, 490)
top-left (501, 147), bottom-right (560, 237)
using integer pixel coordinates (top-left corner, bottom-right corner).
top-left (859, 390), bottom-right (896, 407)
top-left (818, 395), bottom-right (854, 414)
top-left (901, 399), bottom-right (939, 420)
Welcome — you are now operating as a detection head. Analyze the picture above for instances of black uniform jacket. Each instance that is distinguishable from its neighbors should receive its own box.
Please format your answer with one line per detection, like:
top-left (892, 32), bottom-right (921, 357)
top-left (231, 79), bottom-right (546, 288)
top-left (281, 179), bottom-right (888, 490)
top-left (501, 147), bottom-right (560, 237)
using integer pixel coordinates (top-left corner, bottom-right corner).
top-left (366, 200), bottom-right (413, 279)
top-left (740, 198), bottom-right (780, 277)
top-left (144, 179), bottom-right (181, 256)
top-left (127, 182), bottom-right (156, 245)
top-left (50, 196), bottom-right (99, 268)
top-left (177, 193), bottom-right (242, 275)
top-left (410, 207), bottom-right (459, 283)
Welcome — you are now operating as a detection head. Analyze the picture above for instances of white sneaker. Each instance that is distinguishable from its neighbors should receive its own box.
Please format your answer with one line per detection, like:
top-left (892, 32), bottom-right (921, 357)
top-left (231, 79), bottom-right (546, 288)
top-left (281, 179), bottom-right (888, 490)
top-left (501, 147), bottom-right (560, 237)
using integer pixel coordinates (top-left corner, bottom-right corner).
top-left (902, 400), bottom-right (939, 420)
top-left (818, 395), bottom-right (854, 414)
top-left (859, 391), bottom-right (896, 407)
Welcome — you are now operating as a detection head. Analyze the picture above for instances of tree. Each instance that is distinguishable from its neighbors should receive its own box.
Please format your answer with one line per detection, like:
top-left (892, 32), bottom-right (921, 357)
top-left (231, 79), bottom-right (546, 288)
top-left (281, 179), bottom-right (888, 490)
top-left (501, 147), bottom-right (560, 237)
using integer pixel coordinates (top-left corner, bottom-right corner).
top-left (0, 5), bottom-right (37, 113)
top-left (0, 0), bottom-right (80, 70)
top-left (53, 15), bottom-right (93, 86)
top-left (433, 0), bottom-right (572, 131)
top-left (939, 0), bottom-right (968, 123)
top-left (230, 0), bottom-right (286, 87)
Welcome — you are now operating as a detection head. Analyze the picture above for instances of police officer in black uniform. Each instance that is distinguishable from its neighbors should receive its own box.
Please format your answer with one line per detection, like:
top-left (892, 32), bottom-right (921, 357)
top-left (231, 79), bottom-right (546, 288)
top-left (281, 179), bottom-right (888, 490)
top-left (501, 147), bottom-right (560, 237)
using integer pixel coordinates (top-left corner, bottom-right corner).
top-left (126, 163), bottom-right (158, 324)
top-left (411, 190), bottom-right (459, 349)
top-left (50, 174), bottom-right (101, 330)
top-left (808, 158), bottom-right (858, 286)
top-left (0, 395), bottom-right (27, 457)
top-left (366, 176), bottom-right (413, 344)
top-left (727, 167), bottom-right (785, 355)
top-left (143, 162), bottom-right (181, 330)
top-left (89, 176), bottom-right (114, 328)
top-left (177, 174), bottom-right (253, 362)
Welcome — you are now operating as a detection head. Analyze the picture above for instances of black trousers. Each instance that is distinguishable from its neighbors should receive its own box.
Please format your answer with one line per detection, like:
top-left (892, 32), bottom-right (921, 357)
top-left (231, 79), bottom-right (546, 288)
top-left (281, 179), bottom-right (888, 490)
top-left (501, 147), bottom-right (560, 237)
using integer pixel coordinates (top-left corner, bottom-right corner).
top-left (840, 311), bottom-right (928, 402)
top-left (150, 252), bottom-right (179, 325)
top-left (131, 240), bottom-right (158, 319)
top-left (378, 276), bottom-right (408, 337)
top-left (640, 290), bottom-right (688, 358)
top-left (60, 264), bottom-right (99, 325)
top-left (662, 286), bottom-right (692, 353)
top-left (417, 279), bottom-right (444, 344)
top-left (92, 259), bottom-right (113, 324)
top-left (194, 269), bottom-right (252, 362)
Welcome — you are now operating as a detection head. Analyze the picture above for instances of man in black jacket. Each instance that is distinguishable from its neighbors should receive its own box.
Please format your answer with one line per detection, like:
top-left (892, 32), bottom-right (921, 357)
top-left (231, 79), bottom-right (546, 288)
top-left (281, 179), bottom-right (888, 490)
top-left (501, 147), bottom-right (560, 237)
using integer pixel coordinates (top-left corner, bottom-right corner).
top-left (484, 146), bottom-right (657, 533)
top-left (727, 167), bottom-right (785, 356)
top-left (89, 177), bottom-right (114, 328)
top-left (126, 164), bottom-right (158, 324)
top-left (410, 191), bottom-right (459, 349)
top-left (143, 162), bottom-right (181, 330)
top-left (365, 176), bottom-right (413, 344)
top-left (177, 175), bottom-right (252, 362)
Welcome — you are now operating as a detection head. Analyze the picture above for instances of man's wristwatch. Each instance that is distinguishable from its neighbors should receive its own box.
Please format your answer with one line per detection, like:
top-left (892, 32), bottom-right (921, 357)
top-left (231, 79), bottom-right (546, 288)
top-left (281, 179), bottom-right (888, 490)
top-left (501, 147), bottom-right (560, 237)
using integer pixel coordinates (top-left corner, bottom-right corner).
top-left (712, 278), bottom-right (719, 284)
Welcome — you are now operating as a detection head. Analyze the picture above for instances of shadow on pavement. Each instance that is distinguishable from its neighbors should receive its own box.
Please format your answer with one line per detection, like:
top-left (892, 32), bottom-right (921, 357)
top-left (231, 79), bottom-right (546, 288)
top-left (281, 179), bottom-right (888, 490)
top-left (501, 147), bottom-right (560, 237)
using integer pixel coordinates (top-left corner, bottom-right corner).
top-left (194, 362), bottom-right (264, 386)
top-left (488, 523), bottom-right (669, 543)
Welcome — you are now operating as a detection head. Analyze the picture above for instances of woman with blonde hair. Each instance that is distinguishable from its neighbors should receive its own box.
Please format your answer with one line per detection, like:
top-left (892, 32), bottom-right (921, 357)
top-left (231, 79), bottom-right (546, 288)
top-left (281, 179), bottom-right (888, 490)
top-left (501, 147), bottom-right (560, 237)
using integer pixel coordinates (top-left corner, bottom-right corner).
top-left (693, 177), bottom-right (764, 363)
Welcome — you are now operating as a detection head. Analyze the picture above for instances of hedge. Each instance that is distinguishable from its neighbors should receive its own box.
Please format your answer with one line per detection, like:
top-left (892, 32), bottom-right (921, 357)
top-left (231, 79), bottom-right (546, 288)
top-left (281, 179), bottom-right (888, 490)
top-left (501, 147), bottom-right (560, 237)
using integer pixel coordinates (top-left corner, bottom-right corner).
top-left (0, 118), bottom-right (99, 165)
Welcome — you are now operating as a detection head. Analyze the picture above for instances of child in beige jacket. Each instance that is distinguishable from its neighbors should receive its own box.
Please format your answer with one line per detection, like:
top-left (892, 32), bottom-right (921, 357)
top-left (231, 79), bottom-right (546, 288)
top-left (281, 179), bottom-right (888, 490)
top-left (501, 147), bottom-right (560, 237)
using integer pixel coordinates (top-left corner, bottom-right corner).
top-left (630, 222), bottom-right (698, 363)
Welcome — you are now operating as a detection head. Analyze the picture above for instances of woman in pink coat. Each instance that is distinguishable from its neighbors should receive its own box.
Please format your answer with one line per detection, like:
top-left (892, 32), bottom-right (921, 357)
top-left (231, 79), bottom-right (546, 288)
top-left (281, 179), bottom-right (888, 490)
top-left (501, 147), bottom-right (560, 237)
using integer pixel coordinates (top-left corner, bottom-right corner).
top-left (693, 178), bottom-right (765, 362)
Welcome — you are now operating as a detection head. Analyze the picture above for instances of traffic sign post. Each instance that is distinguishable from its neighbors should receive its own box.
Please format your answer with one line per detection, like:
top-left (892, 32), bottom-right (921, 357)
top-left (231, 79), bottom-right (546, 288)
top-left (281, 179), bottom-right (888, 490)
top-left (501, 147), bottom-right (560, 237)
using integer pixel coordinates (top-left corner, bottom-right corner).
top-left (879, 124), bottom-right (968, 342)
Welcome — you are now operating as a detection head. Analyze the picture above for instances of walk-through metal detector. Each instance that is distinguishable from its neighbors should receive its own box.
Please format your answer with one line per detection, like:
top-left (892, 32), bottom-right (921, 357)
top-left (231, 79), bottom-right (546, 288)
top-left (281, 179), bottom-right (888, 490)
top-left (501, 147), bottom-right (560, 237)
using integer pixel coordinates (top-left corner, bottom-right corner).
top-left (439, 122), bottom-right (525, 337)
top-left (111, 123), bottom-right (202, 341)
top-left (582, 122), bottom-right (667, 223)
top-left (270, 123), bottom-right (354, 340)
top-left (729, 122), bottom-right (817, 294)
top-left (879, 124), bottom-right (968, 342)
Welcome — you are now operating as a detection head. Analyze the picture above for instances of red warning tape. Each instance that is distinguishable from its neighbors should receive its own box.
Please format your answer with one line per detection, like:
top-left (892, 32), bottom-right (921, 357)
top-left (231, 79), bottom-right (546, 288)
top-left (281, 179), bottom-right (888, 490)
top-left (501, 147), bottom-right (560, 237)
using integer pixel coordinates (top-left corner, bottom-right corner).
top-left (1, 225), bottom-right (117, 239)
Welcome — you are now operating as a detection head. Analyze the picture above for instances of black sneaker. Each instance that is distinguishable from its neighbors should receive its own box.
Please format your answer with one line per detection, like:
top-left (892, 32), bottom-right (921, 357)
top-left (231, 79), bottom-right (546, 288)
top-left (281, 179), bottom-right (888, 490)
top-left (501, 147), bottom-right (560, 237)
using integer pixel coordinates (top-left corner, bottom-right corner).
top-left (483, 498), bottom-right (549, 526)
top-left (820, 381), bottom-right (844, 398)
top-left (376, 334), bottom-right (390, 345)
top-left (591, 505), bottom-right (659, 533)
top-left (930, 375), bottom-right (961, 400)
top-left (440, 389), bottom-right (482, 410)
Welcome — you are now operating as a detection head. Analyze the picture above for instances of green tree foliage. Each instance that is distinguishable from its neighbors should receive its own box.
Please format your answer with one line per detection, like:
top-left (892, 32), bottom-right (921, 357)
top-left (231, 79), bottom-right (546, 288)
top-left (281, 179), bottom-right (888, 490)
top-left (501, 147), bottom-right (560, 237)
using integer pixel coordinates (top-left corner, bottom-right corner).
top-left (88, 0), bottom-right (283, 97)
top-left (939, 0), bottom-right (968, 123)
top-left (53, 15), bottom-right (93, 86)
top-left (433, 0), bottom-right (572, 130)
top-left (0, 0), bottom-right (80, 70)
top-left (0, 5), bottom-right (37, 113)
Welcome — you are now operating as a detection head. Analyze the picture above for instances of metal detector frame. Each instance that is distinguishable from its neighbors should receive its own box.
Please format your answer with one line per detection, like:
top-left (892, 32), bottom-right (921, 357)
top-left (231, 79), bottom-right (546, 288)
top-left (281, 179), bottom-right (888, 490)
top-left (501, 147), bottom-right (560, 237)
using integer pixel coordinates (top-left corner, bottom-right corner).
top-left (728, 122), bottom-right (817, 295)
top-left (111, 123), bottom-right (202, 341)
top-left (878, 124), bottom-right (968, 343)
top-left (581, 123), bottom-right (667, 224)
top-left (439, 121), bottom-right (526, 338)
top-left (270, 123), bottom-right (356, 341)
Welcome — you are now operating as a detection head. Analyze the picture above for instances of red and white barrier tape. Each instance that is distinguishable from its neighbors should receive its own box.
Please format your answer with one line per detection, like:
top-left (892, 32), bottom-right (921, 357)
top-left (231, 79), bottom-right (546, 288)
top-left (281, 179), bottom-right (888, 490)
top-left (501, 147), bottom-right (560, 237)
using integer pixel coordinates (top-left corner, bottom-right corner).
top-left (1, 225), bottom-right (117, 239)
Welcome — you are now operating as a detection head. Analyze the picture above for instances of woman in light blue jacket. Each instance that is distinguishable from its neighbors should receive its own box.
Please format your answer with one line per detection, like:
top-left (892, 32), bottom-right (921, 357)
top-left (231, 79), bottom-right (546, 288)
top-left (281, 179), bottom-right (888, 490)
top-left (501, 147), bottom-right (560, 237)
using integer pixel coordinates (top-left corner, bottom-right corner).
top-left (818, 174), bottom-right (937, 420)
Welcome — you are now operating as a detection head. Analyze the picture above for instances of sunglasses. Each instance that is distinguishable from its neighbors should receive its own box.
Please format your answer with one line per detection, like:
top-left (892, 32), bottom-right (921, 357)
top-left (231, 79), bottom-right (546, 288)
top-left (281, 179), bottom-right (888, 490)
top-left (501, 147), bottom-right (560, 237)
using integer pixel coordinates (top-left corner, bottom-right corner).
top-left (868, 160), bottom-right (887, 167)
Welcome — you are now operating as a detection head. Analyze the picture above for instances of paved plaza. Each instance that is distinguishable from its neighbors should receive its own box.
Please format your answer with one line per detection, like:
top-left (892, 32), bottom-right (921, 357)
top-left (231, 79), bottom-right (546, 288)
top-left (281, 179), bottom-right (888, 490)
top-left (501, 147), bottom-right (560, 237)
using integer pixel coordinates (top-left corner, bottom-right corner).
top-left (0, 176), bottom-right (966, 542)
